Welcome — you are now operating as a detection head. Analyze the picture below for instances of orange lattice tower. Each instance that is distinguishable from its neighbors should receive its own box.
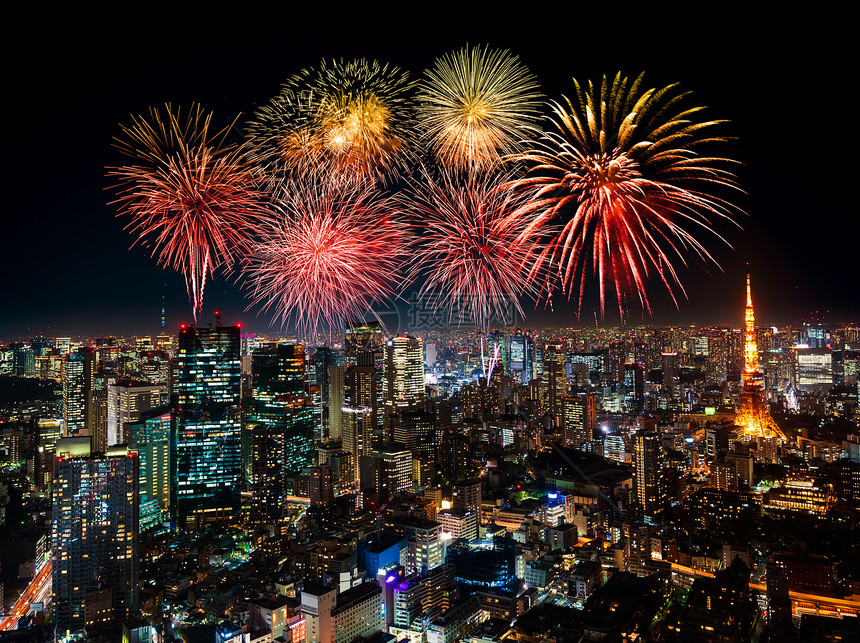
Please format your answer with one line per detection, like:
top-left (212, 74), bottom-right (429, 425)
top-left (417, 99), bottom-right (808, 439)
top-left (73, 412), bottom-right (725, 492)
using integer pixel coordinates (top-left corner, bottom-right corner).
top-left (734, 273), bottom-right (786, 441)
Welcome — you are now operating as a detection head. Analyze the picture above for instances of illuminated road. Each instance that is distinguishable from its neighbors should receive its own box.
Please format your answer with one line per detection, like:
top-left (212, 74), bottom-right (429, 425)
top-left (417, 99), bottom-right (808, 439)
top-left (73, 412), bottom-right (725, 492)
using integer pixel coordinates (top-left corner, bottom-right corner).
top-left (0, 561), bottom-right (52, 631)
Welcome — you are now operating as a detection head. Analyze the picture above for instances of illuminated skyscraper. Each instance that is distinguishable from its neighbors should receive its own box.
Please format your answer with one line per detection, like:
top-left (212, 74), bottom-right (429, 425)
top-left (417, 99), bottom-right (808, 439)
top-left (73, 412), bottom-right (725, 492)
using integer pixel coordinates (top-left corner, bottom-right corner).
top-left (343, 406), bottom-right (375, 483)
top-left (251, 342), bottom-right (314, 473)
top-left (129, 406), bottom-right (172, 530)
top-left (623, 363), bottom-right (645, 412)
top-left (734, 274), bottom-right (785, 441)
top-left (383, 335), bottom-right (424, 415)
top-left (662, 352), bottom-right (680, 396)
top-left (346, 322), bottom-right (385, 365)
top-left (328, 363), bottom-right (346, 441)
top-left (52, 444), bottom-right (139, 638)
top-left (509, 330), bottom-right (535, 385)
top-left (62, 349), bottom-right (93, 436)
top-left (544, 343), bottom-right (567, 426)
top-left (106, 381), bottom-right (161, 446)
top-left (634, 430), bottom-right (666, 521)
top-left (795, 347), bottom-right (833, 392)
top-left (248, 342), bottom-right (314, 518)
top-left (346, 357), bottom-right (379, 428)
top-left (487, 330), bottom-right (507, 374)
top-left (563, 392), bottom-right (595, 449)
top-left (172, 323), bottom-right (242, 527)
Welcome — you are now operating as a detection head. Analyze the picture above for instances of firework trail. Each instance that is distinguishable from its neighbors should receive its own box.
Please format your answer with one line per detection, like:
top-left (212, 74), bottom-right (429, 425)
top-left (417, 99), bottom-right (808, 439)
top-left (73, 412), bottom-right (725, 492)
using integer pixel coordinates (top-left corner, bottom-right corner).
top-left (406, 167), bottom-right (549, 331)
top-left (509, 72), bottom-right (740, 317)
top-left (417, 45), bottom-right (542, 170)
top-left (108, 104), bottom-right (270, 322)
top-left (486, 342), bottom-right (501, 383)
top-left (242, 175), bottom-right (409, 337)
top-left (245, 58), bottom-right (417, 183)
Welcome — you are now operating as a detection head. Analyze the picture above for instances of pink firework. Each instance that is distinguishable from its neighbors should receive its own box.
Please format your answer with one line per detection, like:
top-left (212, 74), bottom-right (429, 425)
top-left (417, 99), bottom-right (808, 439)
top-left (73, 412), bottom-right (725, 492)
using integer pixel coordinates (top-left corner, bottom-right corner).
top-left (407, 168), bottom-right (548, 331)
top-left (243, 176), bottom-right (408, 336)
top-left (509, 72), bottom-right (739, 318)
top-left (108, 104), bottom-right (270, 322)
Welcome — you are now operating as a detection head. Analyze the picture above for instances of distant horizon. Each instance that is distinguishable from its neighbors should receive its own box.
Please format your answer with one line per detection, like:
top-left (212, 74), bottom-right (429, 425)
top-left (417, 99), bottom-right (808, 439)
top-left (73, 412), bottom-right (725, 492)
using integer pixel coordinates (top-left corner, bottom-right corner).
top-left (4, 306), bottom-right (857, 345)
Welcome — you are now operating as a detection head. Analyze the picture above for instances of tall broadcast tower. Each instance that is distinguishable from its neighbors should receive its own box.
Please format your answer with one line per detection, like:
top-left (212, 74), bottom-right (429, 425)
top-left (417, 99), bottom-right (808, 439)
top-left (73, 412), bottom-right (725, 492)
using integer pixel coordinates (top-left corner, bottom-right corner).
top-left (734, 273), bottom-right (785, 441)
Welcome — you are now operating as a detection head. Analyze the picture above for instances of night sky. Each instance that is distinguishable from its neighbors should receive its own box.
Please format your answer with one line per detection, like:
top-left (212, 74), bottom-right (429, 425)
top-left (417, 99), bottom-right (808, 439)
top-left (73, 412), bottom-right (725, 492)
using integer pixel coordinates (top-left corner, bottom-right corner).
top-left (1, 12), bottom-right (853, 339)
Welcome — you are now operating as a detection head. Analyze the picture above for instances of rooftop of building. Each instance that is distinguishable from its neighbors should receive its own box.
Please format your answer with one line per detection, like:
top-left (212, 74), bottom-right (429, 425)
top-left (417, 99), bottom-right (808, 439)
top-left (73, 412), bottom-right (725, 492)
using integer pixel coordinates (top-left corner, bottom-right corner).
top-left (465, 617), bottom-right (511, 642)
top-left (331, 581), bottom-right (382, 615)
top-left (250, 594), bottom-right (299, 611)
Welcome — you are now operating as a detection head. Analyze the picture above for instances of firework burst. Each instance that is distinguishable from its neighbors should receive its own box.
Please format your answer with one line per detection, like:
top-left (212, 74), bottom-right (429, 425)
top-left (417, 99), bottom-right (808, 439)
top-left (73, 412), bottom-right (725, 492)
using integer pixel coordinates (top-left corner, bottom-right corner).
top-left (108, 104), bottom-right (270, 322)
top-left (510, 72), bottom-right (739, 317)
top-left (243, 176), bottom-right (408, 337)
top-left (417, 45), bottom-right (543, 170)
top-left (244, 88), bottom-right (321, 178)
top-left (407, 168), bottom-right (548, 330)
top-left (245, 59), bottom-right (416, 182)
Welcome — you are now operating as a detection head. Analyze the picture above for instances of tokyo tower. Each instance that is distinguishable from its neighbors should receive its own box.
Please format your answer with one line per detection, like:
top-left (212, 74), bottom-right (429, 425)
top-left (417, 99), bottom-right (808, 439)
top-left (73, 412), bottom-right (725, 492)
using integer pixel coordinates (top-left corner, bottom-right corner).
top-left (734, 273), bottom-right (786, 441)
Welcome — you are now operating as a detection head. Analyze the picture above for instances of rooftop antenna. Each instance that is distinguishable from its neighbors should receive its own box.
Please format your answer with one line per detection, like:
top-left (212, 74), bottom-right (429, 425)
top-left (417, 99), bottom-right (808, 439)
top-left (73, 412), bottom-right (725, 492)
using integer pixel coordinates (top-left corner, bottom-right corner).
top-left (215, 310), bottom-right (223, 328)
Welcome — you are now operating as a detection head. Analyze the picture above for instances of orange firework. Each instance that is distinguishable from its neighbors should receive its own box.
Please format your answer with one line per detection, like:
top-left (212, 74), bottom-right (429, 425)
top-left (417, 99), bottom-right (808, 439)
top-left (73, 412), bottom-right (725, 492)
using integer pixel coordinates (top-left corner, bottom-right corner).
top-left (510, 72), bottom-right (740, 317)
top-left (245, 59), bottom-right (416, 183)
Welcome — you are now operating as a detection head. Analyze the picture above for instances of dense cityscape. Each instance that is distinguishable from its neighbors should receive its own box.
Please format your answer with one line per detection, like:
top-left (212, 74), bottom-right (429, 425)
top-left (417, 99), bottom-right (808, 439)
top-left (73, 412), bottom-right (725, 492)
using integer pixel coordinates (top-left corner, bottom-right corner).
top-left (0, 12), bottom-right (854, 643)
top-left (1, 273), bottom-right (859, 642)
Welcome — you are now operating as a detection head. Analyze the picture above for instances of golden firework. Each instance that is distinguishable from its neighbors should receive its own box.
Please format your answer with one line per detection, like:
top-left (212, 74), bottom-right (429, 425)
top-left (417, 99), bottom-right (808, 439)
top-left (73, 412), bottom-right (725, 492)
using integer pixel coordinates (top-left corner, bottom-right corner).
top-left (418, 45), bottom-right (542, 169)
top-left (246, 59), bottom-right (415, 182)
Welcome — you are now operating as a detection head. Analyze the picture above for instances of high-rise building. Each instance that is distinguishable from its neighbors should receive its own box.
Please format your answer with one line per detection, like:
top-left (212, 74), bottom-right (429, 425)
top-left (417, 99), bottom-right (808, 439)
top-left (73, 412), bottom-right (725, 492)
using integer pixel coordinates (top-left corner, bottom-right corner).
top-left (342, 406), bottom-right (375, 483)
top-left (346, 322), bottom-right (385, 364)
top-left (795, 347), bottom-right (833, 392)
top-left (662, 352), bottom-right (680, 397)
top-left (327, 363), bottom-right (346, 441)
top-left (544, 343), bottom-right (567, 426)
top-left (633, 430), bottom-right (666, 521)
top-left (383, 336), bottom-right (424, 416)
top-left (363, 443), bottom-right (412, 494)
top-left (129, 406), bottom-right (172, 530)
top-left (563, 392), bottom-right (596, 449)
top-left (52, 444), bottom-right (139, 638)
top-left (623, 363), bottom-right (645, 412)
top-left (425, 341), bottom-right (438, 368)
top-left (245, 342), bottom-right (316, 520)
top-left (452, 479), bottom-right (482, 516)
top-left (346, 358), bottom-right (379, 430)
top-left (251, 342), bottom-right (314, 474)
top-left (139, 350), bottom-right (171, 403)
top-left (509, 331), bottom-right (535, 385)
top-left (107, 381), bottom-right (161, 446)
top-left (392, 410), bottom-right (435, 458)
top-left (487, 330), bottom-right (507, 375)
top-left (62, 350), bottom-right (90, 436)
top-left (172, 323), bottom-right (242, 527)
top-left (438, 508), bottom-right (478, 541)
top-left (309, 464), bottom-right (335, 507)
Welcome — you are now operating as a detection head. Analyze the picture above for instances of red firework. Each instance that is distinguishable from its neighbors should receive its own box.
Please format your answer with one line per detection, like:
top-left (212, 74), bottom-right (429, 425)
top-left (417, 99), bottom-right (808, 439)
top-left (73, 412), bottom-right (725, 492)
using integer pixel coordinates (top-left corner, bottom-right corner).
top-left (407, 168), bottom-right (548, 330)
top-left (509, 72), bottom-right (739, 317)
top-left (107, 104), bottom-right (270, 322)
top-left (243, 177), bottom-right (408, 336)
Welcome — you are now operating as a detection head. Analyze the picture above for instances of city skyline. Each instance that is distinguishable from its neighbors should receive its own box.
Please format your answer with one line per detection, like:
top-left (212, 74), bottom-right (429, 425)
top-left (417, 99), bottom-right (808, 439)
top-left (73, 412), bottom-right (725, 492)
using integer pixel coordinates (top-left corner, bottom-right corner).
top-left (2, 252), bottom-right (859, 640)
top-left (1, 16), bottom-right (853, 337)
